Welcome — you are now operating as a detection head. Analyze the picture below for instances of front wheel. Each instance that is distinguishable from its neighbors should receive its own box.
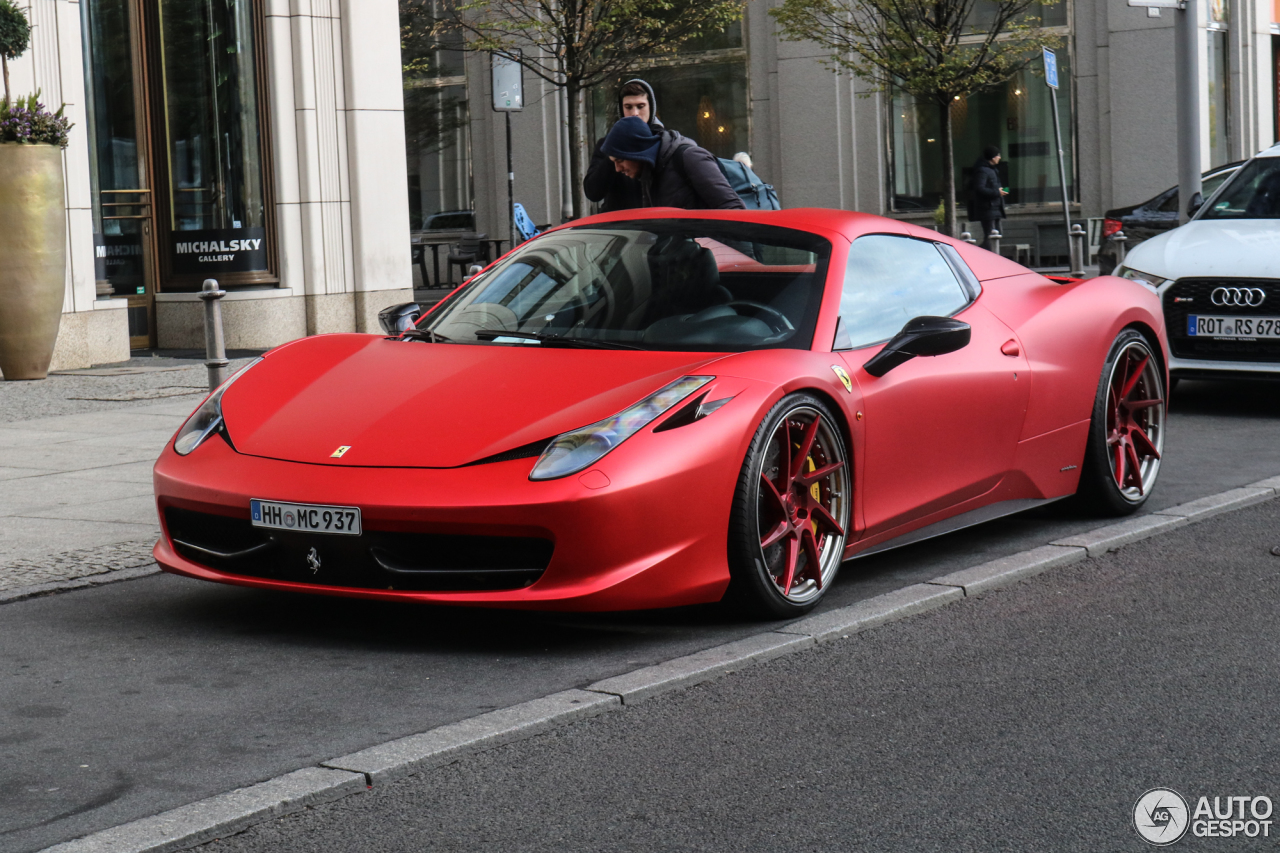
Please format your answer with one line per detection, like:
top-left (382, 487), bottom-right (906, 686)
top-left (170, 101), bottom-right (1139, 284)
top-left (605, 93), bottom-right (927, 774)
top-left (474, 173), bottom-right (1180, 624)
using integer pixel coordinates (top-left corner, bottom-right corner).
top-left (1075, 330), bottom-right (1166, 515)
top-left (727, 394), bottom-right (851, 618)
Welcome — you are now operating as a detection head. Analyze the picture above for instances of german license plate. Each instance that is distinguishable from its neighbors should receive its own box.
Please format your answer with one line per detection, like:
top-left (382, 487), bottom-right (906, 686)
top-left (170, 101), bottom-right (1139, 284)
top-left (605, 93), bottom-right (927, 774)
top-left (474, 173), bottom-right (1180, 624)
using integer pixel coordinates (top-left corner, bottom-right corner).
top-left (250, 499), bottom-right (362, 536)
top-left (1188, 315), bottom-right (1280, 339)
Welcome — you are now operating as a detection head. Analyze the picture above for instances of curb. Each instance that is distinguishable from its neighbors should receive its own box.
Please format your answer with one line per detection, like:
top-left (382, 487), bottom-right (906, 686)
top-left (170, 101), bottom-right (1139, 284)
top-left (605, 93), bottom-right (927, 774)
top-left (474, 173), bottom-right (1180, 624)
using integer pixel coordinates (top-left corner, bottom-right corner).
top-left (40, 478), bottom-right (1280, 852)
top-left (0, 564), bottom-right (161, 605)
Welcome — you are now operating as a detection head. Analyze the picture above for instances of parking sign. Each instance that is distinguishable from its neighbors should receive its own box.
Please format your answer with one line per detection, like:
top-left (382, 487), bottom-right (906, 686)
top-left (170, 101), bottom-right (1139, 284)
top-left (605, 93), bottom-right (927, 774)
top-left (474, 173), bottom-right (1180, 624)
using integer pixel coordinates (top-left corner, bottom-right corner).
top-left (1043, 48), bottom-right (1059, 89)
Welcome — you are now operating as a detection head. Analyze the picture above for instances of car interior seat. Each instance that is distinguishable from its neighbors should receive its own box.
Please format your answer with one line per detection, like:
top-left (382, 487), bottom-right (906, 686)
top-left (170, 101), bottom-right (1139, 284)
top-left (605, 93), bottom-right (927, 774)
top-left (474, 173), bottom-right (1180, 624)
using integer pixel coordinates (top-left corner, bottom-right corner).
top-left (644, 236), bottom-right (732, 321)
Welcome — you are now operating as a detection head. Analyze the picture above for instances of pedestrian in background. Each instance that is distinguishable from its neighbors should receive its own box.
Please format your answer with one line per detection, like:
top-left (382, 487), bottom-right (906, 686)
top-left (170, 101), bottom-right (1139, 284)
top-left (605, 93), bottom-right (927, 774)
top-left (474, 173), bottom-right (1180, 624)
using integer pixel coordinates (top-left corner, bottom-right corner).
top-left (968, 145), bottom-right (1008, 251)
top-left (584, 79), bottom-right (664, 212)
top-left (598, 116), bottom-right (745, 211)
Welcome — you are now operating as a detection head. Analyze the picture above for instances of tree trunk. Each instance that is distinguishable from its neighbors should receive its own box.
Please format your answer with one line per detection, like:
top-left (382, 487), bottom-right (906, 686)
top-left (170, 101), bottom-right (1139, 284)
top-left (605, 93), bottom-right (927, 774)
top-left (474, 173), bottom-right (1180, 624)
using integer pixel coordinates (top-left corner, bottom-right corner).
top-left (2, 55), bottom-right (9, 106)
top-left (939, 99), bottom-right (957, 238)
top-left (565, 80), bottom-right (583, 220)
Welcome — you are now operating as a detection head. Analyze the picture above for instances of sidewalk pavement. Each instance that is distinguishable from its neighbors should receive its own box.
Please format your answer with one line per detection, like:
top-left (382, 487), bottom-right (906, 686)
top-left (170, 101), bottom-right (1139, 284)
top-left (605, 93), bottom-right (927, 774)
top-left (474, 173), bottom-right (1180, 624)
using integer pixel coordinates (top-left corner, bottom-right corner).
top-left (0, 354), bottom-right (255, 597)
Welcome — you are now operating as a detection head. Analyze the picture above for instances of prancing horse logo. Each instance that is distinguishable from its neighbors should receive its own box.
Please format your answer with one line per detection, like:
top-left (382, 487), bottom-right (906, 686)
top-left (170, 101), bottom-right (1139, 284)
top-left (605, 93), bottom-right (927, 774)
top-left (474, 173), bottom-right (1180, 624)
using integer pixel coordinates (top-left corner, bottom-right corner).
top-left (306, 547), bottom-right (321, 574)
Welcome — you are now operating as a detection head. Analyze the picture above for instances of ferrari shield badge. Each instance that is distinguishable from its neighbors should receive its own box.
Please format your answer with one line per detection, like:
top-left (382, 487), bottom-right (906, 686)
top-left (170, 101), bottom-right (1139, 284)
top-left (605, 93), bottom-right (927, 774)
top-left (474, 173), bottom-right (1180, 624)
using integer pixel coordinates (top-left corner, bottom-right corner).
top-left (830, 365), bottom-right (853, 393)
top-left (331, 446), bottom-right (351, 458)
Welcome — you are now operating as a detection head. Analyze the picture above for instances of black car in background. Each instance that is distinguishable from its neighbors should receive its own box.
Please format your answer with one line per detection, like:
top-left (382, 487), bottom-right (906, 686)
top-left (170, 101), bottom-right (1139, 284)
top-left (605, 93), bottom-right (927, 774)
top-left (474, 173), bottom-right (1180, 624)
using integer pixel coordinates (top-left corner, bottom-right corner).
top-left (1096, 162), bottom-right (1243, 274)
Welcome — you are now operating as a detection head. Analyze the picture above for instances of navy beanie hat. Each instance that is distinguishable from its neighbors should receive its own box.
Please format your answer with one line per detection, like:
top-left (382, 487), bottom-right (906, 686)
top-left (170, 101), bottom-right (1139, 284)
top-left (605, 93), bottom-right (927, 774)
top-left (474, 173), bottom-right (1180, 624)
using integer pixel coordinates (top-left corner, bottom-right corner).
top-left (983, 145), bottom-right (1001, 160)
top-left (601, 116), bottom-right (661, 166)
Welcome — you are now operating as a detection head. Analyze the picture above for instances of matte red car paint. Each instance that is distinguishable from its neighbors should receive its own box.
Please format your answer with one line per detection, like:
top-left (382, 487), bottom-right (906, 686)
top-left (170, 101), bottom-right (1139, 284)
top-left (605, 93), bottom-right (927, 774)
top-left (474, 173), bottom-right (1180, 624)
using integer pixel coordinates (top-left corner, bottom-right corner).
top-left (153, 209), bottom-right (1168, 610)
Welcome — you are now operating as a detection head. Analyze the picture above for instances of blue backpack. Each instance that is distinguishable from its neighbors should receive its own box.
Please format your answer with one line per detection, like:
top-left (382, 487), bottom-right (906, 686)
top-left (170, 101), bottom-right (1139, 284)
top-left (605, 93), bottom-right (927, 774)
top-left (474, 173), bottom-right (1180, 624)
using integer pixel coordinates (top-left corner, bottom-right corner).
top-left (716, 157), bottom-right (781, 210)
top-left (674, 146), bottom-right (782, 210)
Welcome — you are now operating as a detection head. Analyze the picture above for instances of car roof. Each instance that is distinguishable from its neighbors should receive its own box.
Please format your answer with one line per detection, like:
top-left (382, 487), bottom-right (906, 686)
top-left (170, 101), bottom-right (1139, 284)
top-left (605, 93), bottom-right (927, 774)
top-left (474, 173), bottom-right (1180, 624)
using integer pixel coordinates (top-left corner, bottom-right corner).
top-left (1256, 142), bottom-right (1280, 159)
top-left (554, 208), bottom-right (1030, 280)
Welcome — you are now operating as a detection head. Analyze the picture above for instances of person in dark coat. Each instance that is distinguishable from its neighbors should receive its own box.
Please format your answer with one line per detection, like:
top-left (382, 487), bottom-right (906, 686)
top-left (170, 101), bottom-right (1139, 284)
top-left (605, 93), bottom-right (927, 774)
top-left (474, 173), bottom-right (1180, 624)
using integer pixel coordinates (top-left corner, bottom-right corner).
top-left (583, 80), bottom-right (665, 212)
top-left (967, 145), bottom-right (1008, 251)
top-left (597, 116), bottom-right (744, 210)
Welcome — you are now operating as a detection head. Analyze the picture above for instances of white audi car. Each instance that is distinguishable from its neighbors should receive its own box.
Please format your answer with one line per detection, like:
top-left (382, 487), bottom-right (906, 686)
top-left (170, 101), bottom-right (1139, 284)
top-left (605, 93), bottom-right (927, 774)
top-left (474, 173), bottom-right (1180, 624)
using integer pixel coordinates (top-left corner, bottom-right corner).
top-left (1116, 142), bottom-right (1280, 379)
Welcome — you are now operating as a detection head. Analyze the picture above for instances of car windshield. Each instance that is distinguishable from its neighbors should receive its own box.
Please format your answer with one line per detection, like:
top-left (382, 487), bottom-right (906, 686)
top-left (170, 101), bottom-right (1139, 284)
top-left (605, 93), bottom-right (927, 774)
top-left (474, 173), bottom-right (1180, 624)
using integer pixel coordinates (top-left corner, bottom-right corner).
top-left (1201, 157), bottom-right (1280, 219)
top-left (421, 220), bottom-right (832, 352)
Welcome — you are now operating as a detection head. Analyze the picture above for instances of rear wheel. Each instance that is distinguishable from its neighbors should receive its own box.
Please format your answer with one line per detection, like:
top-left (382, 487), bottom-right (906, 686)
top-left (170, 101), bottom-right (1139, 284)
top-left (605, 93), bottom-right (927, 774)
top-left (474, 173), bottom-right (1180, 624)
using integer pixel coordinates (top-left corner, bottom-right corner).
top-left (1075, 330), bottom-right (1166, 515)
top-left (727, 394), bottom-right (851, 618)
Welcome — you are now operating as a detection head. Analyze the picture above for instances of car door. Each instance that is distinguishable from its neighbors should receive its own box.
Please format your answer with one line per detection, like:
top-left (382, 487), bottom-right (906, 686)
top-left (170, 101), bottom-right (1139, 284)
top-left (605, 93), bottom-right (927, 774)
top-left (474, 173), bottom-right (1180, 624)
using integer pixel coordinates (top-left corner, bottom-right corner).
top-left (835, 234), bottom-right (1030, 538)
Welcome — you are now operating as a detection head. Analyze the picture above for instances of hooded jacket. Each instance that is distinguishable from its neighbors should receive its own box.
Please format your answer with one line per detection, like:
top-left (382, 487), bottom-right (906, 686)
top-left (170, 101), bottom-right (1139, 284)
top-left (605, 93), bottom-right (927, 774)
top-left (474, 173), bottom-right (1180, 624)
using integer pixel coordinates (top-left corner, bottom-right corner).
top-left (639, 130), bottom-right (744, 210)
top-left (967, 157), bottom-right (1006, 221)
top-left (584, 79), bottom-right (664, 212)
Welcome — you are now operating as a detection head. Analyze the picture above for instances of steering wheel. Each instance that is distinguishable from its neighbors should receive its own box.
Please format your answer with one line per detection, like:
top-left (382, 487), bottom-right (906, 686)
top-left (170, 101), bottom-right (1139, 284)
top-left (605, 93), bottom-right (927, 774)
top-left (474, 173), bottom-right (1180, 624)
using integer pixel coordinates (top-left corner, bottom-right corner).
top-left (726, 301), bottom-right (795, 335)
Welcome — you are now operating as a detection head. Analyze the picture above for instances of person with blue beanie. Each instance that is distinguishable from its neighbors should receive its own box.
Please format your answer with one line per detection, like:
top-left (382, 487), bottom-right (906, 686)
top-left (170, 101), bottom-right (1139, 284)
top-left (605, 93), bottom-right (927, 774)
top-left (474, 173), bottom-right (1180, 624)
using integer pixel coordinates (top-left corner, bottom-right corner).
top-left (595, 116), bottom-right (743, 211)
top-left (584, 79), bottom-right (664, 211)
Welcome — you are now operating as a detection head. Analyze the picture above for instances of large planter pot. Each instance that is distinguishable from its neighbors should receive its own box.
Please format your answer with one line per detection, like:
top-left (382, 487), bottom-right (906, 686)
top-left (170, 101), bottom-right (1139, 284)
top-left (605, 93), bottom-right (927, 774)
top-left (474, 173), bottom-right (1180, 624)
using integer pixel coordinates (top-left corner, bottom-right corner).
top-left (0, 143), bottom-right (67, 380)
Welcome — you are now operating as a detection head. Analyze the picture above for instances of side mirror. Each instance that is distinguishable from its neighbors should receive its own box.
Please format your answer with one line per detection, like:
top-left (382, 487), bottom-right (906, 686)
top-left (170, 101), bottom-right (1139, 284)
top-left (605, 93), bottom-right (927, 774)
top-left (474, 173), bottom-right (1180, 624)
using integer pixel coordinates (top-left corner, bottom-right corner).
top-left (1187, 191), bottom-right (1204, 218)
top-left (862, 316), bottom-right (972, 377)
top-left (378, 302), bottom-right (422, 335)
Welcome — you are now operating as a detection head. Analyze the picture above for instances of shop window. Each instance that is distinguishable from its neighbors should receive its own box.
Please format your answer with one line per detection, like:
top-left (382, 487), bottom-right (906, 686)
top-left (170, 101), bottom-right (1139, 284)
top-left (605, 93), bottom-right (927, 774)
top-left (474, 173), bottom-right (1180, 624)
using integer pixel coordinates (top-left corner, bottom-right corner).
top-left (890, 53), bottom-right (1075, 212)
top-left (1206, 5), bottom-right (1231, 168)
top-left (401, 0), bottom-right (473, 232)
top-left (589, 23), bottom-right (749, 164)
top-left (155, 0), bottom-right (272, 285)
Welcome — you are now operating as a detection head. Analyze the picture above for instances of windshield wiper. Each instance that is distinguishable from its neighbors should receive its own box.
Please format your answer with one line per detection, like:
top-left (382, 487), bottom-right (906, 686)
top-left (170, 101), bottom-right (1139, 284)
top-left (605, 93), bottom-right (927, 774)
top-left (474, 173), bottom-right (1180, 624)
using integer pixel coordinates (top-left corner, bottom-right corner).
top-left (473, 330), bottom-right (641, 350)
top-left (401, 328), bottom-right (455, 343)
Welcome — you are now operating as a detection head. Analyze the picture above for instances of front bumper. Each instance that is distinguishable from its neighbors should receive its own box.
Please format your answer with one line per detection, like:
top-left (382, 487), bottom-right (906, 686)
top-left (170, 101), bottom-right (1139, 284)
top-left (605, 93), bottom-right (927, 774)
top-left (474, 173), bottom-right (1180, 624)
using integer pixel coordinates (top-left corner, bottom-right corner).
top-left (152, 405), bottom-right (756, 611)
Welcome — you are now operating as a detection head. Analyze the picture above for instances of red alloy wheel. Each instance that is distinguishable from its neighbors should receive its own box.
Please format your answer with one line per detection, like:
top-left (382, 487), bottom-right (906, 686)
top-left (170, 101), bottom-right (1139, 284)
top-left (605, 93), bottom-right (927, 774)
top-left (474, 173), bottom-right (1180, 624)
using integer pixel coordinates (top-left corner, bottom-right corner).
top-left (754, 405), bottom-right (850, 603)
top-left (1104, 340), bottom-right (1165, 499)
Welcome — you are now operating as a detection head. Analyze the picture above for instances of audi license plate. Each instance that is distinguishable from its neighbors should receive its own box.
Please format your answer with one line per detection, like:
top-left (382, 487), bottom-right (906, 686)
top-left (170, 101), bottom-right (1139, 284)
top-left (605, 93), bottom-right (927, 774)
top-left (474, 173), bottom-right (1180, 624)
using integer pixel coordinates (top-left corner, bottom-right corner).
top-left (250, 499), bottom-right (362, 536)
top-left (1187, 315), bottom-right (1280, 339)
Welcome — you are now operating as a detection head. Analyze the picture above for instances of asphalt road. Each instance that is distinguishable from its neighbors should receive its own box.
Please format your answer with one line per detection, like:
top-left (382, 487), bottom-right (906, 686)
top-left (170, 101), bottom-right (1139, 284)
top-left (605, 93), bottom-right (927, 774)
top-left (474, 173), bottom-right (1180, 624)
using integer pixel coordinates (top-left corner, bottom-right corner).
top-left (2, 377), bottom-right (1279, 852)
top-left (196, 496), bottom-right (1280, 853)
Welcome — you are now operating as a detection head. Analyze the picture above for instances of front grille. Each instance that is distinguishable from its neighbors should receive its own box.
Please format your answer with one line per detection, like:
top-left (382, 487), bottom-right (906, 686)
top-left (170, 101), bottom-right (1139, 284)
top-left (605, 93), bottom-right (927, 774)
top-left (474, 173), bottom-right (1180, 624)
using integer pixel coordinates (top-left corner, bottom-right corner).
top-left (164, 507), bottom-right (553, 592)
top-left (1163, 278), bottom-right (1280, 363)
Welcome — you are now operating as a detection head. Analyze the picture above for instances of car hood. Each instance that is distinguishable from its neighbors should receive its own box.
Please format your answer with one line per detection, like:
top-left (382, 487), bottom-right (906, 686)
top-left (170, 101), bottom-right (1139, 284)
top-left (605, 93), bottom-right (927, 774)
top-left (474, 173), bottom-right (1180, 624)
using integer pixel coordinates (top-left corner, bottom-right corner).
top-left (220, 334), bottom-right (726, 468)
top-left (1124, 220), bottom-right (1280, 280)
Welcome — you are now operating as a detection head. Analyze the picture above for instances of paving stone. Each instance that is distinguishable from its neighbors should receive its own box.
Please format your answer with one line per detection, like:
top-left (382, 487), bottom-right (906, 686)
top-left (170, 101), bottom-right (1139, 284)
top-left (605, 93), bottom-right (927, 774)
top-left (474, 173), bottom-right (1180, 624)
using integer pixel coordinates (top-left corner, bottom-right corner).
top-left (40, 767), bottom-right (365, 853)
top-left (928, 544), bottom-right (1088, 595)
top-left (777, 583), bottom-right (964, 644)
top-left (1051, 514), bottom-right (1188, 557)
top-left (0, 539), bottom-right (157, 593)
top-left (586, 632), bottom-right (814, 704)
top-left (323, 690), bottom-right (619, 784)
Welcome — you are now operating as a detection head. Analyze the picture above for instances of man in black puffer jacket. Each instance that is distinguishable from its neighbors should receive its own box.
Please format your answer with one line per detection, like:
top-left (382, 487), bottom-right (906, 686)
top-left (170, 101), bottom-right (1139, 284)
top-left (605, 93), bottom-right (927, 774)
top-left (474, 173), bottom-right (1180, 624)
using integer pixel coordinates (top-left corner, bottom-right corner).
top-left (967, 145), bottom-right (1007, 251)
top-left (597, 116), bottom-right (744, 211)
top-left (583, 79), bottom-right (664, 212)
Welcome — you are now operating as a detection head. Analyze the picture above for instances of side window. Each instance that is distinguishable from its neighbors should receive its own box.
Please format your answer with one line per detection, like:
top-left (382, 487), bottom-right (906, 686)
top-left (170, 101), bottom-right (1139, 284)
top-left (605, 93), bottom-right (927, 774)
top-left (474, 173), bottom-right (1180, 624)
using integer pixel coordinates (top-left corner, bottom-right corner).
top-left (836, 235), bottom-right (971, 350)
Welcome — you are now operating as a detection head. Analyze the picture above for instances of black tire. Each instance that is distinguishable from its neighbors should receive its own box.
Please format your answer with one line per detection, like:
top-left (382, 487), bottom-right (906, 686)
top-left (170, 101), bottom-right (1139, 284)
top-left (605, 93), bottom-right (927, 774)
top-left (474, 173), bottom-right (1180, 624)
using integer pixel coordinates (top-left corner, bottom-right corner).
top-left (1075, 329), bottom-right (1166, 515)
top-left (726, 393), bottom-right (851, 618)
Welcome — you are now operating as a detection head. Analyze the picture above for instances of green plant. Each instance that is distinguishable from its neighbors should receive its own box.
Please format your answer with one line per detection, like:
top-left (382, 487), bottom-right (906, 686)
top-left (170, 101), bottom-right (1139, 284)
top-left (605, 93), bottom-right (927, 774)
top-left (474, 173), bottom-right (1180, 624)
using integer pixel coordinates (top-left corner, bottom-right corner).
top-left (933, 200), bottom-right (946, 229)
top-left (0, 0), bottom-right (31, 105)
top-left (0, 91), bottom-right (73, 147)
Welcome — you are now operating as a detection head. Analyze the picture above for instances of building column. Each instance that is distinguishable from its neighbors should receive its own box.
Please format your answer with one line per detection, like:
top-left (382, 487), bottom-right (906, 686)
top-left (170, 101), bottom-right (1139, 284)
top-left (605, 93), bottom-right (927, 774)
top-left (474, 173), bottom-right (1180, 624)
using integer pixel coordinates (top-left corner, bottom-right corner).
top-left (339, 0), bottom-right (413, 332)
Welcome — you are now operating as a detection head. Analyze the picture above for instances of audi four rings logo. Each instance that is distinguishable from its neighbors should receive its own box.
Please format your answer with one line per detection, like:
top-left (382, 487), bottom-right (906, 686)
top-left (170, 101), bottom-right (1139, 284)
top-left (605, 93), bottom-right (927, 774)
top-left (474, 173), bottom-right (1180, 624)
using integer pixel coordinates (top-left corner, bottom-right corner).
top-left (1210, 287), bottom-right (1267, 307)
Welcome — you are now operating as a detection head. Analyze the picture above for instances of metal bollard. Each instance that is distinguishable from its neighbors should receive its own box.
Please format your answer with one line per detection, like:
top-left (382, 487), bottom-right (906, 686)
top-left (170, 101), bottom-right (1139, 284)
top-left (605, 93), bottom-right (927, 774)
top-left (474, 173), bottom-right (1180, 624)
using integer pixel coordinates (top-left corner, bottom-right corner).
top-left (990, 229), bottom-right (1002, 257)
top-left (199, 279), bottom-right (229, 391)
top-left (1069, 223), bottom-right (1086, 277)
top-left (1113, 230), bottom-right (1128, 266)
top-left (960, 231), bottom-right (977, 245)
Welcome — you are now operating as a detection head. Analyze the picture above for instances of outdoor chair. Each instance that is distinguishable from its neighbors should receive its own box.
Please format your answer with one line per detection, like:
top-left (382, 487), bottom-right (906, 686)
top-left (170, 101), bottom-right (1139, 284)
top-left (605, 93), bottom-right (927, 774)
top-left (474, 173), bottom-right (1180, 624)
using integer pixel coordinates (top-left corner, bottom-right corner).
top-left (446, 232), bottom-right (489, 283)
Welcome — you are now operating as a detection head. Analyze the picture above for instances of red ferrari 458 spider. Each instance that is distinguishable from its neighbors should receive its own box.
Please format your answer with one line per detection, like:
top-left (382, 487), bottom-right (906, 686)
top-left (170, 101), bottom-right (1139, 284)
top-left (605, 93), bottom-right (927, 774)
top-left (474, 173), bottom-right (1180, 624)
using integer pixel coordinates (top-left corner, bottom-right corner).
top-left (153, 209), bottom-right (1168, 616)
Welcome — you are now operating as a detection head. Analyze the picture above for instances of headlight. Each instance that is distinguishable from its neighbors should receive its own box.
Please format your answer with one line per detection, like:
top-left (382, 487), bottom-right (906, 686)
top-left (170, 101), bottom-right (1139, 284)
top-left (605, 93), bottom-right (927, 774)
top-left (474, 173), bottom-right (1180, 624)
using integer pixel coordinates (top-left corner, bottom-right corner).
top-left (1114, 266), bottom-right (1169, 288)
top-left (173, 358), bottom-right (263, 456)
top-left (529, 375), bottom-right (714, 480)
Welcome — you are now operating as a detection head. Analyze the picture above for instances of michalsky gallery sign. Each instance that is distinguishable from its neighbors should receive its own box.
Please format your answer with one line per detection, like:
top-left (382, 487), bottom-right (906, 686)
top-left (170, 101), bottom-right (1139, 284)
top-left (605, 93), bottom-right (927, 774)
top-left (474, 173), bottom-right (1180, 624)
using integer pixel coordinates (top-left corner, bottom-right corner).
top-left (172, 228), bottom-right (267, 275)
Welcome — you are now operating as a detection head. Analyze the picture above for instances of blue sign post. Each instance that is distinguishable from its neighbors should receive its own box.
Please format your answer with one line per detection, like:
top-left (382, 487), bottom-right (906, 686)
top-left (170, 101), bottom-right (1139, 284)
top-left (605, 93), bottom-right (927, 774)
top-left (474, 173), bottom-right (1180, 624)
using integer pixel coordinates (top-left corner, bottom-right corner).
top-left (1043, 48), bottom-right (1076, 272)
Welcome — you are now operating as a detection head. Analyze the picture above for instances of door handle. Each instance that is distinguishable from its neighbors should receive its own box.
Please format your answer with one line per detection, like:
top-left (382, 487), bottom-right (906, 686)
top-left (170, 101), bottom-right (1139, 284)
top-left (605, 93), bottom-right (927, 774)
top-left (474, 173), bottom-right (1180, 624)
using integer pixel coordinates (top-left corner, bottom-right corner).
top-left (1000, 339), bottom-right (1021, 357)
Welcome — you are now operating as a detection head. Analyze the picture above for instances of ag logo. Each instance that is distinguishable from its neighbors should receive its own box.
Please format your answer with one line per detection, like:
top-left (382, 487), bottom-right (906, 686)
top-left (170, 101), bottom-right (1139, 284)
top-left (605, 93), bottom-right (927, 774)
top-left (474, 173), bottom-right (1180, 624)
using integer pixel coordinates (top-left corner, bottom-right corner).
top-left (830, 365), bottom-right (853, 393)
top-left (1134, 788), bottom-right (1190, 845)
top-left (306, 547), bottom-right (321, 574)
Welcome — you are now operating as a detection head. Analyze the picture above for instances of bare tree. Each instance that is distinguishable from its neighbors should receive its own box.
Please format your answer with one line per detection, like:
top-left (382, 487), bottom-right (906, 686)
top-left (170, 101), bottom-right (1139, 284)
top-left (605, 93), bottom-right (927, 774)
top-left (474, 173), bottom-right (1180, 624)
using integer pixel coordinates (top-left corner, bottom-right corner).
top-left (426, 0), bottom-right (745, 219)
top-left (771, 0), bottom-right (1059, 235)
